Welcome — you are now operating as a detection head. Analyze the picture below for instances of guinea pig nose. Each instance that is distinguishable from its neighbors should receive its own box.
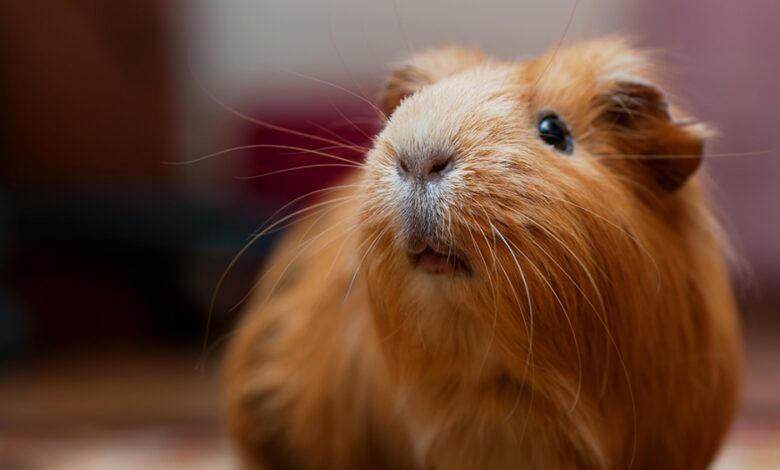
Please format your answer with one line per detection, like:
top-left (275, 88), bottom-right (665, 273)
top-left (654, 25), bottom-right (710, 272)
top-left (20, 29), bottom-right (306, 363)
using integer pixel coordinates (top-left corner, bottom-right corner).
top-left (397, 153), bottom-right (454, 180)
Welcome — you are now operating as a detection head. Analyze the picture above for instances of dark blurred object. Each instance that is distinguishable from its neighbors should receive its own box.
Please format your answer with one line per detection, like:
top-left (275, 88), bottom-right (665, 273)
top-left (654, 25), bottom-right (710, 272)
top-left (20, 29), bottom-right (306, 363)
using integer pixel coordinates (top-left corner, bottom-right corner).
top-left (0, 0), bottom-right (174, 185)
top-left (0, 194), bottom-right (27, 359)
top-left (0, 0), bottom-right (378, 355)
top-left (0, 1), bottom-right (192, 354)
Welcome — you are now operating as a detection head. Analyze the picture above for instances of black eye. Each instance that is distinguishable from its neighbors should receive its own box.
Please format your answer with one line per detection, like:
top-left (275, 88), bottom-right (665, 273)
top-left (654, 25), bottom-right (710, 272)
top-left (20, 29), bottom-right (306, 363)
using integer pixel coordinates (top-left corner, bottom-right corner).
top-left (537, 113), bottom-right (573, 154)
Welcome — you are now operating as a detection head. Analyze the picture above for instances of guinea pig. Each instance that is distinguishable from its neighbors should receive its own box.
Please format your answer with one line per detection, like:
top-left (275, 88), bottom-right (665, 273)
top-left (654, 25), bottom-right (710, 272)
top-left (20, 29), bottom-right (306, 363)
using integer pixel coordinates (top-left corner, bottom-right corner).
top-left (223, 38), bottom-right (741, 470)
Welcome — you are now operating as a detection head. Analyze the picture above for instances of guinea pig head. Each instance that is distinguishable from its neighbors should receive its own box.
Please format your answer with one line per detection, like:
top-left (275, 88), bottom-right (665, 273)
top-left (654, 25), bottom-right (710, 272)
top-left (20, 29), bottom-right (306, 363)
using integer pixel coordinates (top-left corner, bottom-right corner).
top-left (358, 39), bottom-right (710, 378)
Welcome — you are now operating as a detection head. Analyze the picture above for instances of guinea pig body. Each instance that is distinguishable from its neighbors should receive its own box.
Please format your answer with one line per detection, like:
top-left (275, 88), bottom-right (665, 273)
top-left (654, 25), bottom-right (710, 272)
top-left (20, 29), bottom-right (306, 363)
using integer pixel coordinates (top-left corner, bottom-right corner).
top-left (224, 39), bottom-right (741, 470)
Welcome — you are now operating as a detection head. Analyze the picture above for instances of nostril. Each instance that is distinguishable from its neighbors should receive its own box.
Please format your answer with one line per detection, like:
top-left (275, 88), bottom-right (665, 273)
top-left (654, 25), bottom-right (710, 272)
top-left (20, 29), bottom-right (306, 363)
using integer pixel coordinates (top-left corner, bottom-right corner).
top-left (398, 159), bottom-right (410, 175)
top-left (427, 154), bottom-right (454, 177)
top-left (429, 159), bottom-right (450, 174)
top-left (397, 153), bottom-right (454, 180)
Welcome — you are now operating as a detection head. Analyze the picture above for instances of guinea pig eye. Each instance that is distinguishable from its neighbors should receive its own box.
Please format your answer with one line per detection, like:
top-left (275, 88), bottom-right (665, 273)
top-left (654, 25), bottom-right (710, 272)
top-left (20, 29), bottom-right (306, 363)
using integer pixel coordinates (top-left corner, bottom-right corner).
top-left (537, 113), bottom-right (573, 154)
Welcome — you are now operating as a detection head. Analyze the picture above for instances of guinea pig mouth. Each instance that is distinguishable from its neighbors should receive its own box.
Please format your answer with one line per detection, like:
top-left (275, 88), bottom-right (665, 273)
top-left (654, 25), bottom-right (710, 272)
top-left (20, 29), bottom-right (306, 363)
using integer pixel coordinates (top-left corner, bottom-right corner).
top-left (409, 245), bottom-right (470, 275)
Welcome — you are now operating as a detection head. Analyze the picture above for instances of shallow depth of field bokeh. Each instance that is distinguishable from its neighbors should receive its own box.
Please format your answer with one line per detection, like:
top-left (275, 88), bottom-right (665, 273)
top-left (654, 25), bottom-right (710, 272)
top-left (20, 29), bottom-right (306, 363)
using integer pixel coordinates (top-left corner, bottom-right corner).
top-left (0, 1), bottom-right (778, 468)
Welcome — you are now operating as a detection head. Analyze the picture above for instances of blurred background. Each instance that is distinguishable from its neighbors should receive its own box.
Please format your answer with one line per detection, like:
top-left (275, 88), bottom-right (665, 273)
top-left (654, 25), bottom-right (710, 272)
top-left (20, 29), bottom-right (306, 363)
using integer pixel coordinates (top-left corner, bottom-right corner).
top-left (0, 0), bottom-right (777, 468)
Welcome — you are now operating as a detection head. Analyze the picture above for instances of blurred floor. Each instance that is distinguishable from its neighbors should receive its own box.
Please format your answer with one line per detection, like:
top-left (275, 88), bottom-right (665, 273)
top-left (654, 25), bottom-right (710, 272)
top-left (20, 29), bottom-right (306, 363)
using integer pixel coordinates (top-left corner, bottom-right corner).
top-left (0, 350), bottom-right (231, 470)
top-left (0, 322), bottom-right (778, 470)
top-left (1, 430), bottom-right (233, 470)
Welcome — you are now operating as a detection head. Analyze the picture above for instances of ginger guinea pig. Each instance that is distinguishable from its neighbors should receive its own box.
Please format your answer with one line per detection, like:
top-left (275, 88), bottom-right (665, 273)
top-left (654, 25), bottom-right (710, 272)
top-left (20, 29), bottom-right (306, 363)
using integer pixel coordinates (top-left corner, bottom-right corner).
top-left (224, 38), bottom-right (741, 470)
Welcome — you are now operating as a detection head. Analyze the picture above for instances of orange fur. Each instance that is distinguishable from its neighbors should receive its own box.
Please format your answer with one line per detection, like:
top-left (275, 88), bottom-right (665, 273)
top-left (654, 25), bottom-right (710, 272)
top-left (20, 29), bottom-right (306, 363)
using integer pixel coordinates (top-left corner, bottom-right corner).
top-left (224, 38), bottom-right (741, 469)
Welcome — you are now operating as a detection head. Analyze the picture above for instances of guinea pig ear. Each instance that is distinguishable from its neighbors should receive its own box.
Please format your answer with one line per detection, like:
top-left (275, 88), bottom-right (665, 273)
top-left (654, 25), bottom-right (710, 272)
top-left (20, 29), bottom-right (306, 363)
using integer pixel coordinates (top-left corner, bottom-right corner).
top-left (598, 80), bottom-right (711, 191)
top-left (382, 47), bottom-right (488, 116)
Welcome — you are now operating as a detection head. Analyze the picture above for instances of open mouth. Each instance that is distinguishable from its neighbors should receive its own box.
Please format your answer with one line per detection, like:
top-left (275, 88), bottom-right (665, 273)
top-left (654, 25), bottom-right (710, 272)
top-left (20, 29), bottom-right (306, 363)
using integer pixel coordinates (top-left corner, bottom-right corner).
top-left (410, 245), bottom-right (470, 275)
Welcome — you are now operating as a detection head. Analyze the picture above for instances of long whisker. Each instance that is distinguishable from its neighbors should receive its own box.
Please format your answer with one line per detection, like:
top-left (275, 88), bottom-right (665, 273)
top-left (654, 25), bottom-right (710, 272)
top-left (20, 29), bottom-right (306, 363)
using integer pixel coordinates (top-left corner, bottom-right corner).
top-left (491, 224), bottom-right (535, 401)
top-left (280, 67), bottom-right (387, 122)
top-left (543, 193), bottom-right (661, 294)
top-left (307, 119), bottom-right (370, 151)
top-left (390, 0), bottom-right (415, 57)
top-left (165, 144), bottom-right (364, 167)
top-left (330, 103), bottom-right (377, 143)
top-left (591, 145), bottom-right (780, 160)
top-left (527, 221), bottom-right (637, 470)
top-left (198, 193), bottom-right (356, 368)
top-left (249, 195), bottom-right (357, 242)
top-left (189, 67), bottom-right (370, 150)
top-left (250, 184), bottom-right (359, 239)
top-left (266, 221), bottom-right (364, 308)
top-left (532, 0), bottom-right (580, 88)
top-left (509, 238), bottom-right (582, 414)
top-left (322, 213), bottom-right (364, 283)
top-left (473, 208), bottom-right (507, 385)
top-left (279, 144), bottom-right (364, 156)
top-left (343, 226), bottom-right (388, 303)
top-left (489, 224), bottom-right (537, 441)
top-left (325, 7), bottom-right (388, 122)
top-left (236, 163), bottom-right (360, 180)
top-left (199, 213), bottom-right (360, 365)
top-left (464, 219), bottom-right (499, 381)
top-left (229, 197), bottom-right (358, 312)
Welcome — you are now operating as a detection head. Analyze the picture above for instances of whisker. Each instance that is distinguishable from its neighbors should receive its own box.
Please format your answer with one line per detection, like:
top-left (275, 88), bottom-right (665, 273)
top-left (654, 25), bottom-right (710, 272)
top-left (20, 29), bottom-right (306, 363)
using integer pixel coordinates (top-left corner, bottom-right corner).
top-left (526, 221), bottom-right (637, 469)
top-left (280, 67), bottom-right (387, 121)
top-left (165, 144), bottom-right (364, 167)
top-left (508, 238), bottom-right (582, 414)
top-left (343, 226), bottom-right (389, 303)
top-left (470, 209), bottom-right (505, 383)
top-left (249, 184), bottom-right (359, 239)
top-left (390, 0), bottom-right (415, 57)
top-left (542, 193), bottom-right (661, 294)
top-left (248, 195), bottom-right (357, 241)
top-left (229, 197), bottom-right (358, 312)
top-left (464, 219), bottom-right (498, 381)
top-left (486, 222), bottom-right (536, 444)
top-left (491, 224), bottom-right (535, 398)
top-left (279, 144), bottom-right (363, 156)
top-left (330, 103), bottom-right (377, 143)
top-left (591, 145), bottom-right (780, 161)
top-left (236, 163), bottom-right (360, 180)
top-left (197, 330), bottom-right (238, 368)
top-left (268, 222), bottom-right (365, 308)
top-left (204, 215), bottom-right (362, 366)
top-left (188, 66), bottom-right (370, 150)
top-left (307, 118), bottom-right (372, 150)
top-left (325, 8), bottom-right (388, 122)
top-left (198, 192), bottom-right (357, 367)
top-left (532, 0), bottom-right (580, 88)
